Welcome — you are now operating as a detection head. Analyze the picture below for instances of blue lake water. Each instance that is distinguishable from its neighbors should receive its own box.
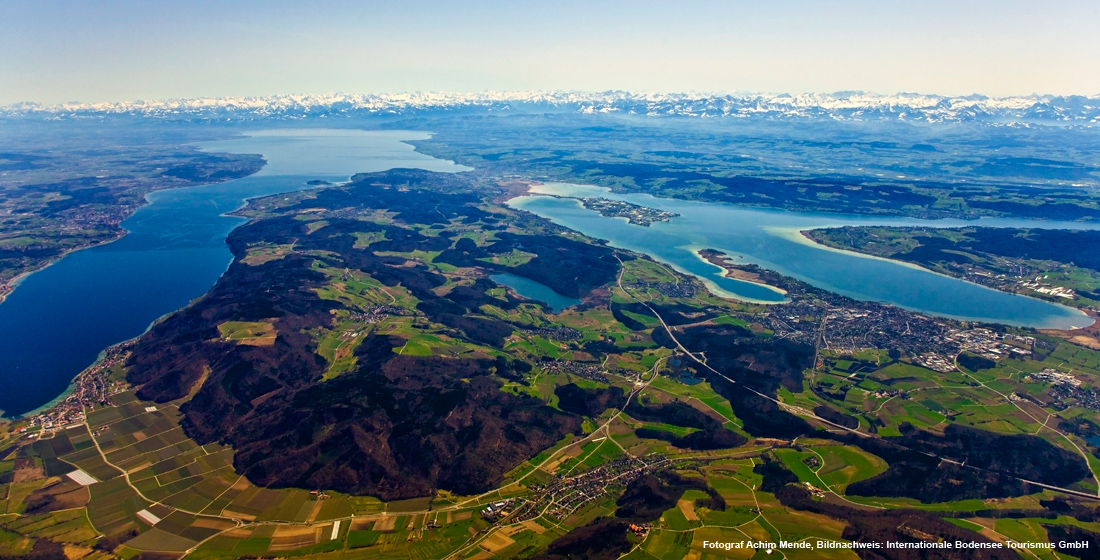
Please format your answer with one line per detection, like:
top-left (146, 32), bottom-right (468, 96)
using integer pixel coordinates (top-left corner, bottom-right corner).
top-left (509, 182), bottom-right (1097, 330)
top-left (2, 129), bottom-right (1095, 417)
top-left (0, 129), bottom-right (469, 417)
top-left (490, 273), bottom-right (582, 313)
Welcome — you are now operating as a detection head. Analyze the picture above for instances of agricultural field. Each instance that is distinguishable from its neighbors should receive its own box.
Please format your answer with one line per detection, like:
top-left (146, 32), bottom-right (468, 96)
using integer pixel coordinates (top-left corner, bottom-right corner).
top-left (2, 390), bottom-right (507, 560)
top-left (5, 169), bottom-right (1100, 559)
top-left (216, 321), bottom-right (276, 346)
top-left (0, 330), bottom-right (955, 560)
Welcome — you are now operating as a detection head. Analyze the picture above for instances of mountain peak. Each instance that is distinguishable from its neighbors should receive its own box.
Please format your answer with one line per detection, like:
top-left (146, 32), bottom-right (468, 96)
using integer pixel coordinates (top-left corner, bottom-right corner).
top-left (3, 91), bottom-right (1098, 125)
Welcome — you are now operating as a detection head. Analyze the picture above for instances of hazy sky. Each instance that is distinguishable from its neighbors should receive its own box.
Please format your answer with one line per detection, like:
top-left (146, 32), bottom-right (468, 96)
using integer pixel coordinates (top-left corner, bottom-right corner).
top-left (2, 0), bottom-right (1098, 105)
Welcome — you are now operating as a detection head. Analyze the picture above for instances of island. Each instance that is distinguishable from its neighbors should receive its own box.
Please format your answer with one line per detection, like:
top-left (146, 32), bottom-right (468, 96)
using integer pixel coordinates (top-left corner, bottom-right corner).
top-left (578, 197), bottom-right (679, 226)
top-left (4, 169), bottom-right (1100, 559)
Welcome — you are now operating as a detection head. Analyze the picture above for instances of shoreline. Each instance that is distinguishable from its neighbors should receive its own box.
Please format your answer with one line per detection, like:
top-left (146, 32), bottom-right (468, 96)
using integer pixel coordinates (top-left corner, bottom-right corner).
top-left (686, 247), bottom-right (788, 302)
top-left (510, 185), bottom-right (792, 306)
top-left (694, 248), bottom-right (789, 296)
top-left (0, 132), bottom-right (444, 420)
top-left (0, 146), bottom-right (267, 308)
top-left (7, 340), bottom-right (137, 426)
top-left (0, 160), bottom-right (268, 420)
top-left (2, 130), bottom-right (465, 422)
top-left (511, 182), bottom-right (1095, 330)
top-left (509, 183), bottom-right (782, 304)
top-left (1038, 308), bottom-right (1100, 349)
top-left (795, 227), bottom-right (1100, 335)
top-left (0, 229), bottom-right (128, 308)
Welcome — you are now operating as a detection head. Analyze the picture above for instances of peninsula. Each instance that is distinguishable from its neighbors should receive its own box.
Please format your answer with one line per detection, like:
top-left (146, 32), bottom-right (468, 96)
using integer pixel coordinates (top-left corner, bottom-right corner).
top-left (4, 169), bottom-right (1099, 559)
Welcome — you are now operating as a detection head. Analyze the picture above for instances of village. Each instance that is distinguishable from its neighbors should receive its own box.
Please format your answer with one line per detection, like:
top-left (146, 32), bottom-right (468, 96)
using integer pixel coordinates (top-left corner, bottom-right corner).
top-left (543, 359), bottom-right (610, 384)
top-left (346, 304), bottom-right (406, 324)
top-left (507, 454), bottom-right (669, 525)
top-left (522, 325), bottom-right (583, 342)
top-left (19, 342), bottom-right (134, 437)
top-left (1023, 367), bottom-right (1100, 412)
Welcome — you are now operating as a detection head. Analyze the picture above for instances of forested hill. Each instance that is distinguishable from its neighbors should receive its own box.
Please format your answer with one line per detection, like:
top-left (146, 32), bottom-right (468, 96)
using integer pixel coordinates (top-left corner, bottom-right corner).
top-left (123, 170), bottom-right (627, 499)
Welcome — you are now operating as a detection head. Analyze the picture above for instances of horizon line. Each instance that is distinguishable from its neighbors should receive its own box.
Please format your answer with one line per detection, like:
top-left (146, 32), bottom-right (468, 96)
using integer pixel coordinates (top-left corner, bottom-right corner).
top-left (7, 89), bottom-right (1100, 110)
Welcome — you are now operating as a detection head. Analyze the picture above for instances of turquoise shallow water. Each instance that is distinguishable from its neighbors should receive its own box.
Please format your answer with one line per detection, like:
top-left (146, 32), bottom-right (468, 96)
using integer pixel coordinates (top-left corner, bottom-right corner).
top-left (509, 182), bottom-right (1095, 330)
top-left (0, 129), bottom-right (469, 417)
top-left (1, 129), bottom-right (1092, 418)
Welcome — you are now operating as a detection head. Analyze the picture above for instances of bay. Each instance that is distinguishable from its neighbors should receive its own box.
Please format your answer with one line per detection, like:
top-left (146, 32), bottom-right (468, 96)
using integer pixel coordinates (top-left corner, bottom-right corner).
top-left (509, 182), bottom-right (1095, 330)
top-left (4, 128), bottom-right (1094, 417)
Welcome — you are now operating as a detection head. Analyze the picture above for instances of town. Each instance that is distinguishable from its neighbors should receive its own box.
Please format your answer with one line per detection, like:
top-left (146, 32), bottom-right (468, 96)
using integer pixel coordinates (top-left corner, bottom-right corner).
top-left (1047, 383), bottom-right (1100, 413)
top-left (947, 328), bottom-right (1035, 361)
top-left (707, 261), bottom-right (1054, 369)
top-left (634, 279), bottom-right (699, 299)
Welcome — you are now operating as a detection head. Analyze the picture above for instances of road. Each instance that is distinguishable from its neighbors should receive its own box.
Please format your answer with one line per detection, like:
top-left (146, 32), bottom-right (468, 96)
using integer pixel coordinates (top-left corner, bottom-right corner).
top-left (614, 256), bottom-right (1100, 502)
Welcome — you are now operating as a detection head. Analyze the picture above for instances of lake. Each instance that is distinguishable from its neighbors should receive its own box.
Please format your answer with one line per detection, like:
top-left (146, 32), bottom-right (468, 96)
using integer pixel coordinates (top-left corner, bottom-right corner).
top-left (490, 273), bottom-right (582, 313)
top-left (2, 130), bottom-right (1094, 417)
top-left (0, 129), bottom-right (469, 417)
top-left (509, 182), bottom-right (1096, 330)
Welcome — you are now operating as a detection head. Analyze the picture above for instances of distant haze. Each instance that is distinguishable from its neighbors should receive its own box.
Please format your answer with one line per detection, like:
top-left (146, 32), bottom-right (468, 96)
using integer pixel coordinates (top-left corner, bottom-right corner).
top-left (1, 0), bottom-right (1098, 105)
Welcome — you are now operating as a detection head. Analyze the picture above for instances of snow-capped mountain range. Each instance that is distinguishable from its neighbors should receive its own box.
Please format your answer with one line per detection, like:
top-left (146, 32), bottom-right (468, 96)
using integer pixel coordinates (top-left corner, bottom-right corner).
top-left (3, 91), bottom-right (1099, 124)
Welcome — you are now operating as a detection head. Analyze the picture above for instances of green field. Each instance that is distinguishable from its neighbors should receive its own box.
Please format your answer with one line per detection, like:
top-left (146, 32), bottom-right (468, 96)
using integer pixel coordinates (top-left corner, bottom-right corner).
top-left (216, 321), bottom-right (276, 345)
top-left (5, 179), bottom-right (1099, 560)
